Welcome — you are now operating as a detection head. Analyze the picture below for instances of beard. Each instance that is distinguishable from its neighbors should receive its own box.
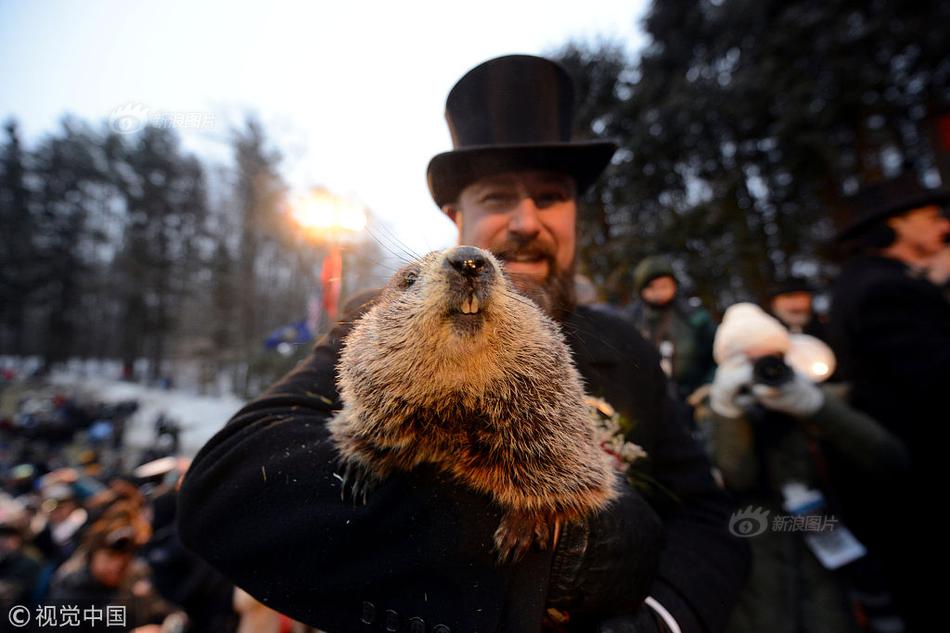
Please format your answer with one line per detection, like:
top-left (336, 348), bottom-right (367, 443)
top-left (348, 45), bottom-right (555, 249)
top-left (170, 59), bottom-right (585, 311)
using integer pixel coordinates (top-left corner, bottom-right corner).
top-left (491, 239), bottom-right (576, 322)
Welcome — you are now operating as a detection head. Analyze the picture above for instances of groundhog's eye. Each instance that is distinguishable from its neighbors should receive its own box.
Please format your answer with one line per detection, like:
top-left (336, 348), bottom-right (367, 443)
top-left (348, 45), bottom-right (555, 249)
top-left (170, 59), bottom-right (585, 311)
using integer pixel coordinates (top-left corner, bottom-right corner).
top-left (399, 271), bottom-right (418, 289)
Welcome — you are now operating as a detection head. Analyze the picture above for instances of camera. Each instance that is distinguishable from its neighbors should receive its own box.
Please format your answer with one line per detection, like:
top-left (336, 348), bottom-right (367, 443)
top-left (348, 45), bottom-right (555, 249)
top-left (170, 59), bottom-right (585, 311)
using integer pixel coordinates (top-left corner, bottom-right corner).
top-left (752, 354), bottom-right (794, 387)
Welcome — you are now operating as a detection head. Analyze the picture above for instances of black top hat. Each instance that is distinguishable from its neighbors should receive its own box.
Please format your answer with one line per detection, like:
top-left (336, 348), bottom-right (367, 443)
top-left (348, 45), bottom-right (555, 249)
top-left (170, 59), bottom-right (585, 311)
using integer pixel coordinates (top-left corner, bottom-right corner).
top-left (427, 55), bottom-right (617, 208)
top-left (836, 172), bottom-right (950, 242)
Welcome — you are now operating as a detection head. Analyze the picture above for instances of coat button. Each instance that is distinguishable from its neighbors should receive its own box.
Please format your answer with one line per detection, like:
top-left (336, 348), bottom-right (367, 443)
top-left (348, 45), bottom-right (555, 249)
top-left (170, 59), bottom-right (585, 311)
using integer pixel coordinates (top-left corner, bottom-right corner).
top-left (408, 616), bottom-right (425, 632)
top-left (432, 625), bottom-right (451, 633)
top-left (385, 609), bottom-right (399, 631)
top-left (360, 601), bottom-right (375, 624)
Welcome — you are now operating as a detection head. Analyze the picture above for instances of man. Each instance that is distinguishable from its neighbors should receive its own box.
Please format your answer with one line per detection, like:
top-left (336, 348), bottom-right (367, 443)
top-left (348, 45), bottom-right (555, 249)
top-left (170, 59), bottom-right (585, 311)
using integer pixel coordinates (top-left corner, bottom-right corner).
top-left (178, 55), bottom-right (748, 632)
top-left (624, 257), bottom-right (716, 401)
top-left (49, 523), bottom-right (174, 632)
top-left (766, 277), bottom-right (828, 341)
top-left (829, 173), bottom-right (950, 630)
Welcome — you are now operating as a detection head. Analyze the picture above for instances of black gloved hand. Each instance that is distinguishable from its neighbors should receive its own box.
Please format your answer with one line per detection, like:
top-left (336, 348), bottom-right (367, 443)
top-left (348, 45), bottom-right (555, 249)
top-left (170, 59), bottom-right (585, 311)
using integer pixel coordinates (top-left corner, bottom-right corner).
top-left (596, 608), bottom-right (662, 633)
top-left (546, 486), bottom-right (663, 615)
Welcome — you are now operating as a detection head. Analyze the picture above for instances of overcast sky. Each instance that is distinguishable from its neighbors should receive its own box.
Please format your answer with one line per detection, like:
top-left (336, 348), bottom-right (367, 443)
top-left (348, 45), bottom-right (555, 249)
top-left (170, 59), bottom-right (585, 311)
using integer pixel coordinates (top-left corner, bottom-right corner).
top-left (0, 0), bottom-right (647, 253)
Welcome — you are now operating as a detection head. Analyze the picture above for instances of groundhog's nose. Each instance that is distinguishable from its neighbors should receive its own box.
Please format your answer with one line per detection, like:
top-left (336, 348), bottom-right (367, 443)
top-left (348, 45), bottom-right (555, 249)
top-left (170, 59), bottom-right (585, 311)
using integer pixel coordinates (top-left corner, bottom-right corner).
top-left (445, 246), bottom-right (489, 278)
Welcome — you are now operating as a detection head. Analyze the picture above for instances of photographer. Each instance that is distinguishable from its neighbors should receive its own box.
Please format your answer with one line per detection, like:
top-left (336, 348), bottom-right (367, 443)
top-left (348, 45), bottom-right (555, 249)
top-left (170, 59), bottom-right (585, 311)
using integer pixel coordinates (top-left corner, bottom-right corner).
top-left (694, 304), bottom-right (908, 633)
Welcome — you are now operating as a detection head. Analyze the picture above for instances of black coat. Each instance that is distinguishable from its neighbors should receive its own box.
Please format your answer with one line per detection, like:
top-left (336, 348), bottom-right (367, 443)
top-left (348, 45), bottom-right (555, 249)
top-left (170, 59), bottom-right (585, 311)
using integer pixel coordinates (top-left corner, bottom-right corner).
top-left (178, 302), bottom-right (748, 632)
top-left (829, 255), bottom-right (949, 629)
top-left (830, 255), bottom-right (949, 451)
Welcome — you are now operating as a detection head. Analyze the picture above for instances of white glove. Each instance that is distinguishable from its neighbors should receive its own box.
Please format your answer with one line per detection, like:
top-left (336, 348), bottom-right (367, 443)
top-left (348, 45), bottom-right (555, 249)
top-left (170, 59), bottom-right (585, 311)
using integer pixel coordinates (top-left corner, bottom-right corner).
top-left (752, 371), bottom-right (825, 418)
top-left (709, 357), bottom-right (755, 418)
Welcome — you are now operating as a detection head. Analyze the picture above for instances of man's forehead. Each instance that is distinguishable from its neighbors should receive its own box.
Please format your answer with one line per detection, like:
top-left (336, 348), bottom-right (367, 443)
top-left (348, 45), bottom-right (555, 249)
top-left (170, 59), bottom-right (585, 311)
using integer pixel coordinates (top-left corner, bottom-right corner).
top-left (466, 170), bottom-right (576, 191)
top-left (902, 204), bottom-right (944, 221)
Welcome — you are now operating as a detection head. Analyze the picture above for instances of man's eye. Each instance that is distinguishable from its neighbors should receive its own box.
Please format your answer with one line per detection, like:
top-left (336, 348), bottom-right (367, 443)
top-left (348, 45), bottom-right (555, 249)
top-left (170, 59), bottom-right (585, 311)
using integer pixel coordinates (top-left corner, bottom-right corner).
top-left (482, 192), bottom-right (514, 204)
top-left (535, 191), bottom-right (567, 207)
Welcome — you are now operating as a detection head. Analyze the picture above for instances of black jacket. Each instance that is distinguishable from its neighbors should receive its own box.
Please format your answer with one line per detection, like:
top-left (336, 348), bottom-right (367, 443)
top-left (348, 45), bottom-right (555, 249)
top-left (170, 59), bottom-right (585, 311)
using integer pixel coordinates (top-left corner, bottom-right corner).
top-left (830, 255), bottom-right (949, 453)
top-left (829, 255), bottom-right (949, 629)
top-left (178, 302), bottom-right (748, 632)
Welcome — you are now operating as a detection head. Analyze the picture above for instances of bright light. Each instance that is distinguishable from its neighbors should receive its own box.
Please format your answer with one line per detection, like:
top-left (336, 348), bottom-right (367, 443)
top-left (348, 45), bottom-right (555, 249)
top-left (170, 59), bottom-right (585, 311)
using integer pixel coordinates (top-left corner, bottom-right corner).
top-left (289, 187), bottom-right (367, 239)
top-left (786, 334), bottom-right (837, 383)
top-left (811, 362), bottom-right (830, 378)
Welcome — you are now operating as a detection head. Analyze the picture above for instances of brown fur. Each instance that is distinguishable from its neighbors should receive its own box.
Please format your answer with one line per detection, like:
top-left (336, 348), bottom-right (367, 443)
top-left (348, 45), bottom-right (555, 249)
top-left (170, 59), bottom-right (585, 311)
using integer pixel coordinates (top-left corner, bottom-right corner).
top-left (329, 246), bottom-right (618, 561)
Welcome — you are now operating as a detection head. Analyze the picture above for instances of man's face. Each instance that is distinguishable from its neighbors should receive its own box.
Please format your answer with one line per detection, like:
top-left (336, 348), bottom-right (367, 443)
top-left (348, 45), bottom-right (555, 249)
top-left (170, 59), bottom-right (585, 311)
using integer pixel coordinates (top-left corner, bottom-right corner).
top-left (641, 275), bottom-right (677, 307)
top-left (887, 204), bottom-right (950, 258)
top-left (444, 170), bottom-right (578, 317)
top-left (90, 548), bottom-right (133, 588)
top-left (770, 291), bottom-right (813, 329)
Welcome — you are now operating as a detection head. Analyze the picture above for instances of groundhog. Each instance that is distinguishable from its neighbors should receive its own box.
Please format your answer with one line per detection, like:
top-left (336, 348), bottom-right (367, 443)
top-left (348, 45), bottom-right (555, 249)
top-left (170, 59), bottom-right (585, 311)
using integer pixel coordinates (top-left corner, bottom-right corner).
top-left (328, 245), bottom-right (618, 562)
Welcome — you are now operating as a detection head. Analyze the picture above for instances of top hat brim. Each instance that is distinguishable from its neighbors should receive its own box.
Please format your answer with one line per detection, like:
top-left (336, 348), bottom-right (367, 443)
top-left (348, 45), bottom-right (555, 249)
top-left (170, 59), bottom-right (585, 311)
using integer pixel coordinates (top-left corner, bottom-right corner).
top-left (835, 188), bottom-right (950, 242)
top-left (427, 140), bottom-right (617, 209)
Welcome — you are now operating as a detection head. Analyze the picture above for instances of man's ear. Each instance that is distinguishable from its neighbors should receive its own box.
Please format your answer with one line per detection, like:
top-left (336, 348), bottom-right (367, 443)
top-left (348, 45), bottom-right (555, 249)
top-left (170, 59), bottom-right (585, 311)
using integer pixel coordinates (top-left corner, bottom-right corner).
top-left (443, 204), bottom-right (461, 229)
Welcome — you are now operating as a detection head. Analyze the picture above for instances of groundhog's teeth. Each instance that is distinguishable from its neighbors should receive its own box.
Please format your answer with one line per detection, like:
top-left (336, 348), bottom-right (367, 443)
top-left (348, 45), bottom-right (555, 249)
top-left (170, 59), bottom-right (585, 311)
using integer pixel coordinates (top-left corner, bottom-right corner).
top-left (460, 295), bottom-right (480, 314)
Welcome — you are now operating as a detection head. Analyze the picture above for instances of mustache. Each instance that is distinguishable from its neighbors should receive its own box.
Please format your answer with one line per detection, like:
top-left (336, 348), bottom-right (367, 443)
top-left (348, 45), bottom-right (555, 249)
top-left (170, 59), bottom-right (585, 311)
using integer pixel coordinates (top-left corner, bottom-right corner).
top-left (491, 240), bottom-right (557, 262)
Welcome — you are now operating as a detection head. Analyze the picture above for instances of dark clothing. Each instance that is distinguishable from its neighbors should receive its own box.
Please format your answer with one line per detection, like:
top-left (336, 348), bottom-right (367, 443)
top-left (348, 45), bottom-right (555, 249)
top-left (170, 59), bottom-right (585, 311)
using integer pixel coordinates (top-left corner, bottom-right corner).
top-left (178, 302), bottom-right (748, 632)
top-left (697, 388), bottom-right (909, 633)
top-left (144, 490), bottom-right (238, 633)
top-left (625, 299), bottom-right (717, 401)
top-left (47, 564), bottom-right (169, 632)
top-left (0, 549), bottom-right (42, 607)
top-left (829, 254), bottom-right (950, 630)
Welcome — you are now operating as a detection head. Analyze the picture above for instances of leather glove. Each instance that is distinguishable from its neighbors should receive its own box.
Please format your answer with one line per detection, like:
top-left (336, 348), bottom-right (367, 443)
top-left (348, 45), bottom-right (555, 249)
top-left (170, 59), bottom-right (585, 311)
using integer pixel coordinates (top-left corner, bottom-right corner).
top-left (546, 486), bottom-right (663, 615)
top-left (708, 357), bottom-right (755, 419)
top-left (752, 371), bottom-right (824, 418)
top-left (595, 608), bottom-right (662, 633)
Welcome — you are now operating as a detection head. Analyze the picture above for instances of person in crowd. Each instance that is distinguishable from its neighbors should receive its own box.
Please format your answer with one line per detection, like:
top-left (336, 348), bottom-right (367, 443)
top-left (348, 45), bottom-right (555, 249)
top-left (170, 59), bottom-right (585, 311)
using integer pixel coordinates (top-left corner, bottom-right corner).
top-left (766, 277), bottom-right (829, 341)
top-left (829, 173), bottom-right (949, 630)
top-left (698, 303), bottom-right (908, 633)
top-left (625, 256), bottom-right (717, 401)
top-left (0, 493), bottom-right (42, 608)
top-left (49, 517), bottom-right (177, 632)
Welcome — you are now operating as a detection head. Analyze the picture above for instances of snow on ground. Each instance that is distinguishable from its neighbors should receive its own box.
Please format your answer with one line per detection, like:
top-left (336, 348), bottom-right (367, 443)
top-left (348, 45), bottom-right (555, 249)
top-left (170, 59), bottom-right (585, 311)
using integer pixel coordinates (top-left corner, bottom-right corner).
top-left (48, 373), bottom-right (245, 457)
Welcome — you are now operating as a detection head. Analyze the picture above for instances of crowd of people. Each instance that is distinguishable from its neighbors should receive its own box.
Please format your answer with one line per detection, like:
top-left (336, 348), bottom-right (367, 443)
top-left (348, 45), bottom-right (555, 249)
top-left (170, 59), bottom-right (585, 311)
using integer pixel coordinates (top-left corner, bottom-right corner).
top-left (3, 53), bottom-right (947, 633)
top-left (0, 387), bottom-right (262, 632)
top-left (616, 169), bottom-right (948, 633)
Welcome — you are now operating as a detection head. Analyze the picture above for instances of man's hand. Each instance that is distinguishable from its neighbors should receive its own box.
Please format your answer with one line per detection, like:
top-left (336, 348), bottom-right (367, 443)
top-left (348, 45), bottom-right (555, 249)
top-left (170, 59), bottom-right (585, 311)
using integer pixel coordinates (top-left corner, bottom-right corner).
top-left (708, 358), bottom-right (755, 418)
top-left (710, 356), bottom-right (824, 419)
top-left (751, 372), bottom-right (824, 418)
top-left (595, 609), bottom-right (662, 633)
top-left (546, 487), bottom-right (662, 615)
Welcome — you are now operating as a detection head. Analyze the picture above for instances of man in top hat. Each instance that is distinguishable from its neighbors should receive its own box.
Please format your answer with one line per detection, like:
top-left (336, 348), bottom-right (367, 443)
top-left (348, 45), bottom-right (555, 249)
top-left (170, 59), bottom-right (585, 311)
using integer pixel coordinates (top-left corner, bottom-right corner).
top-left (179, 55), bottom-right (748, 632)
top-left (828, 173), bottom-right (950, 630)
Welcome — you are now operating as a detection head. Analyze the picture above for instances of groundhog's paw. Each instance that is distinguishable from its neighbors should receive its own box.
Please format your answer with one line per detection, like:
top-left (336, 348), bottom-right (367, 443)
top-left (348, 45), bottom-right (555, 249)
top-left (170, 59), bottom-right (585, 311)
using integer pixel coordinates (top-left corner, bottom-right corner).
top-left (494, 509), bottom-right (551, 564)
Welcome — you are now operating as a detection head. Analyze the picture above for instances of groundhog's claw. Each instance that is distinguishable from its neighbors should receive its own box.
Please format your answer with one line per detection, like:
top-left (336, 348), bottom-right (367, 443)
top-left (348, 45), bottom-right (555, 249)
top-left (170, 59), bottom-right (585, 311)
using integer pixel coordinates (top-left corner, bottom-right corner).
top-left (494, 509), bottom-right (551, 564)
top-left (340, 460), bottom-right (377, 505)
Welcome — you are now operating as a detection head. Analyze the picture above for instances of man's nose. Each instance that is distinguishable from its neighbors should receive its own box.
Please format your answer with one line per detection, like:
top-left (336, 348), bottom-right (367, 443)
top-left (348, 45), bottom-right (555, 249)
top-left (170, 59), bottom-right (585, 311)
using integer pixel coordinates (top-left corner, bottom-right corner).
top-left (508, 196), bottom-right (542, 240)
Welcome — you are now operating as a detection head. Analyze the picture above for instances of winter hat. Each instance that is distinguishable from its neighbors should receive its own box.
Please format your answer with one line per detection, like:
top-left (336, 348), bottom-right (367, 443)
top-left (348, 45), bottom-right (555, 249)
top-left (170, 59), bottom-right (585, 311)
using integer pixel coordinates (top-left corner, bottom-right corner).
top-left (713, 303), bottom-right (790, 364)
top-left (633, 256), bottom-right (677, 294)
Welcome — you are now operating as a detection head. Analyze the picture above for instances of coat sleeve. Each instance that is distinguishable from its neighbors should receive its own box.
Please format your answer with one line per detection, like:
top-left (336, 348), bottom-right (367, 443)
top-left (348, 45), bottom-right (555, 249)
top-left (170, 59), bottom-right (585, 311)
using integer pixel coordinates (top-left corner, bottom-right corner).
top-left (804, 386), bottom-right (910, 474)
top-left (642, 379), bottom-right (751, 633)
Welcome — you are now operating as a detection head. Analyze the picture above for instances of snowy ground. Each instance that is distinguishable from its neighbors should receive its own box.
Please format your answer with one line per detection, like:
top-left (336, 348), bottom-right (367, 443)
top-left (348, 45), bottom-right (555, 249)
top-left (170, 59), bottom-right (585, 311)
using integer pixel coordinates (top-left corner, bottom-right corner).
top-left (1, 356), bottom-right (247, 457)
top-left (46, 373), bottom-right (246, 458)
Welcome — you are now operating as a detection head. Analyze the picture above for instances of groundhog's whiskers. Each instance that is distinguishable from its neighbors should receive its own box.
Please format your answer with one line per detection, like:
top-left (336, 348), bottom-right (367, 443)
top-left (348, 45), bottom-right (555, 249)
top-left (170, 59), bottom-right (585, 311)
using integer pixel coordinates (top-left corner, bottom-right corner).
top-left (365, 224), bottom-right (424, 264)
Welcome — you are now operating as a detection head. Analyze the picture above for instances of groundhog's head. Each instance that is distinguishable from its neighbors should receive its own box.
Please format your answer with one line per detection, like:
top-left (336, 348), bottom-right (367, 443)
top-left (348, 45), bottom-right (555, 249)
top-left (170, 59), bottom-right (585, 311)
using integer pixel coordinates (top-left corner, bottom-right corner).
top-left (341, 246), bottom-right (557, 394)
top-left (378, 246), bottom-right (516, 337)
